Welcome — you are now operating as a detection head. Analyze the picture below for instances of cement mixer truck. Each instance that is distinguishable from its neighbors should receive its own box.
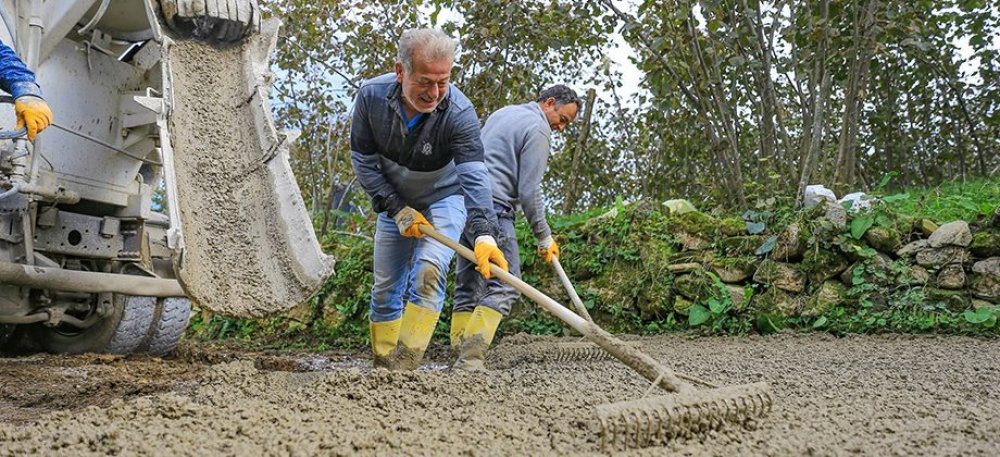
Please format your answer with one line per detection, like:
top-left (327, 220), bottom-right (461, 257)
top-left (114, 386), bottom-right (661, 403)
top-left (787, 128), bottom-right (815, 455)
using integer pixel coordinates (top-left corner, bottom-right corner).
top-left (0, 0), bottom-right (334, 355)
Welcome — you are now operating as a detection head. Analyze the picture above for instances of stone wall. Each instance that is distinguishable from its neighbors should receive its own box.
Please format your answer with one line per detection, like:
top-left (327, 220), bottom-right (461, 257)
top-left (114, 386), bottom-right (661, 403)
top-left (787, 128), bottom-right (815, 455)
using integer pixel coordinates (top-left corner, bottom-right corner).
top-left (520, 200), bottom-right (1000, 329)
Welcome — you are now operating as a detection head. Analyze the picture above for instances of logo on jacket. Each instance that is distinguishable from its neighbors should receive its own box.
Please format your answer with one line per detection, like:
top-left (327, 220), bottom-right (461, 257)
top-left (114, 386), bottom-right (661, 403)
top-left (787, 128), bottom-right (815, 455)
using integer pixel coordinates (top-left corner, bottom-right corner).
top-left (421, 142), bottom-right (432, 155)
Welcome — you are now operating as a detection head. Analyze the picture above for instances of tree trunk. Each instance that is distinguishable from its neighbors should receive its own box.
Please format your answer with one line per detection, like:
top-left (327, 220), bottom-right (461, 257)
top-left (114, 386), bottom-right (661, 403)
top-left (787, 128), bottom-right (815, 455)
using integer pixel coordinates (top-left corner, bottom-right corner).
top-left (319, 179), bottom-right (339, 238)
top-left (741, 0), bottom-right (784, 197)
top-left (684, 2), bottom-right (746, 206)
top-left (833, 0), bottom-right (878, 193)
top-left (601, 0), bottom-right (746, 207)
top-left (796, 0), bottom-right (831, 204)
top-left (563, 88), bottom-right (597, 215)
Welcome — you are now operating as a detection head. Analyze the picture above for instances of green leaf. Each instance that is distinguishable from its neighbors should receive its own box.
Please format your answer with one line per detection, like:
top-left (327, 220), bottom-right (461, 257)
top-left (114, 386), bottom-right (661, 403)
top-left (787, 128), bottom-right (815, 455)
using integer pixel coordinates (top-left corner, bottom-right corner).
top-left (708, 19), bottom-right (721, 33)
top-left (876, 173), bottom-right (893, 190)
top-left (754, 314), bottom-right (783, 335)
top-left (882, 193), bottom-right (910, 203)
top-left (746, 221), bottom-right (766, 234)
top-left (708, 297), bottom-right (726, 314)
top-left (689, 305), bottom-right (711, 326)
top-left (755, 235), bottom-right (778, 255)
top-left (851, 216), bottom-right (875, 239)
top-left (963, 307), bottom-right (994, 324)
top-left (812, 316), bottom-right (828, 328)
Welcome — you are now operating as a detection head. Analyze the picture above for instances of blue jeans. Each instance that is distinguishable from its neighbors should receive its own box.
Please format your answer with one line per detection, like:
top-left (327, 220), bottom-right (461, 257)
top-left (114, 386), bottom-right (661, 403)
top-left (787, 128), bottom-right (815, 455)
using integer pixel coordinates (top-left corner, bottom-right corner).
top-left (369, 194), bottom-right (466, 322)
top-left (453, 204), bottom-right (521, 315)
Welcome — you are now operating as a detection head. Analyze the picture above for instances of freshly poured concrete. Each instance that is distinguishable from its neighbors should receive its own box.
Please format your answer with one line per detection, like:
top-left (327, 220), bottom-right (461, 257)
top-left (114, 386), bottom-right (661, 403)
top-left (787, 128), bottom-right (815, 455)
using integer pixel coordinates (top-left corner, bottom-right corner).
top-left (166, 20), bottom-right (333, 317)
top-left (1, 333), bottom-right (997, 456)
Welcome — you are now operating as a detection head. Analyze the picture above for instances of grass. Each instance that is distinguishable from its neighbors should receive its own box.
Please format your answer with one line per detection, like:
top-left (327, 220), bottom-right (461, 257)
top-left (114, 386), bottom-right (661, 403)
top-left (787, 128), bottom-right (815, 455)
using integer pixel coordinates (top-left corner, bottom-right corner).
top-left (884, 177), bottom-right (999, 224)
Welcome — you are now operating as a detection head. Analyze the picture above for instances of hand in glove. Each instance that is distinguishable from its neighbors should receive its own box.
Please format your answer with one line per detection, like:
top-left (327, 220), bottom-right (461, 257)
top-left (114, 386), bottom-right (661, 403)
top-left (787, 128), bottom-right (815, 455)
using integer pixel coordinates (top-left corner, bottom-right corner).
top-left (15, 96), bottom-right (52, 141)
top-left (537, 235), bottom-right (560, 264)
top-left (393, 206), bottom-right (431, 238)
top-left (474, 235), bottom-right (508, 279)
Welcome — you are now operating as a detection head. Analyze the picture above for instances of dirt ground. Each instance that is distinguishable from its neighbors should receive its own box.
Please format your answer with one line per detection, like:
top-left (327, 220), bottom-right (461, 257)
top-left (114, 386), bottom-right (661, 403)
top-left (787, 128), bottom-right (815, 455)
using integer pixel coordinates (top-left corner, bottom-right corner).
top-left (0, 333), bottom-right (997, 456)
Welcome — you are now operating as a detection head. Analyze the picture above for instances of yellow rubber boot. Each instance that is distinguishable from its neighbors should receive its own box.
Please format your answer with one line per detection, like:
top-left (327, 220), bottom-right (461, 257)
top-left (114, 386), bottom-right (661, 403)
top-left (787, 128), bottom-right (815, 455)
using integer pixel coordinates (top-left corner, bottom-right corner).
top-left (394, 302), bottom-right (441, 371)
top-left (453, 306), bottom-right (502, 371)
top-left (449, 310), bottom-right (472, 357)
top-left (370, 318), bottom-right (402, 369)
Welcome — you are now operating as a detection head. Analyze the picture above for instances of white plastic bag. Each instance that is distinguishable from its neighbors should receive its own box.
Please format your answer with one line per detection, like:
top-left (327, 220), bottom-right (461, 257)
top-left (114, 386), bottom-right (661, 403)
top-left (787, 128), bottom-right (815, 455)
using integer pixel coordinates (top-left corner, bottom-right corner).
top-left (803, 185), bottom-right (837, 209)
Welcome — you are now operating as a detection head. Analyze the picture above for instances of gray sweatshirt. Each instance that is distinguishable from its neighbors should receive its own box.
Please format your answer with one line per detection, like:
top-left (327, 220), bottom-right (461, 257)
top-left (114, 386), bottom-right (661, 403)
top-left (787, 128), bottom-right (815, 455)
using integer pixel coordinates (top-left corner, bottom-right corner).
top-left (481, 102), bottom-right (552, 242)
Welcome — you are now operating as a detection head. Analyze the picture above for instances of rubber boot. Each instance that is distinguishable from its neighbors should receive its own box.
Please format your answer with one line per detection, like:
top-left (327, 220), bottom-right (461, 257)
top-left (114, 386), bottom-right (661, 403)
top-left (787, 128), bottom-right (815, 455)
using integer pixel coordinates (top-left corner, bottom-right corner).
top-left (369, 318), bottom-right (402, 369)
top-left (453, 306), bottom-right (502, 371)
top-left (449, 310), bottom-right (472, 357)
top-left (394, 302), bottom-right (441, 371)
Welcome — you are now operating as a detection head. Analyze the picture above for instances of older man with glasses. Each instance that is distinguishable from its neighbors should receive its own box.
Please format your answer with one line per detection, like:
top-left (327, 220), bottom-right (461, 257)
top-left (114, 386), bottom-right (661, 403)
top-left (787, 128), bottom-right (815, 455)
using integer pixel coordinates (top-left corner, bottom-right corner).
top-left (350, 28), bottom-right (508, 370)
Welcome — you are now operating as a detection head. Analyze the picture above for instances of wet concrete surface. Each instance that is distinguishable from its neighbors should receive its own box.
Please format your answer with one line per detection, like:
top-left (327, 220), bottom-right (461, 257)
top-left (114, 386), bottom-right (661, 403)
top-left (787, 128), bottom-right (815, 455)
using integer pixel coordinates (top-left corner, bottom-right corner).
top-left (0, 333), bottom-right (997, 456)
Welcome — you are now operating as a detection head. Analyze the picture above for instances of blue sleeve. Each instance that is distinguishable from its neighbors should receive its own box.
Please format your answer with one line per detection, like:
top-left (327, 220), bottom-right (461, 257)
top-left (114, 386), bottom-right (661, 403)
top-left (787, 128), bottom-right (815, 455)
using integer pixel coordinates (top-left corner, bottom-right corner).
top-left (0, 40), bottom-right (41, 99)
top-left (449, 107), bottom-right (499, 239)
top-left (350, 86), bottom-right (404, 216)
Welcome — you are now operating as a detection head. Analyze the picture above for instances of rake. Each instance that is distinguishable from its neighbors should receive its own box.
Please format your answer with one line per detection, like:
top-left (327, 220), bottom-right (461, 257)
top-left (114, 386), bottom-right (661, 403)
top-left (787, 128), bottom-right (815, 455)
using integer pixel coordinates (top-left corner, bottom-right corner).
top-left (421, 225), bottom-right (773, 450)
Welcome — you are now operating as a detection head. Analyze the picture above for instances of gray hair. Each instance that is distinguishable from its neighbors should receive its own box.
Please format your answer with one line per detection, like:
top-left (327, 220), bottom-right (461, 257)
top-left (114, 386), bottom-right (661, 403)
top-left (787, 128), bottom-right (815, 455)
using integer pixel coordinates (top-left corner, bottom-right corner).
top-left (397, 28), bottom-right (457, 73)
top-left (536, 85), bottom-right (580, 108)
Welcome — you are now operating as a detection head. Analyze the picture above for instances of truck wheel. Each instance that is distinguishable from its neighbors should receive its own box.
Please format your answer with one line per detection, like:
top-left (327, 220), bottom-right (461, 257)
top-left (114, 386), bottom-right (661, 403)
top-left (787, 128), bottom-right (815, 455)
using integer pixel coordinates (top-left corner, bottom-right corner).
top-left (33, 295), bottom-right (156, 355)
top-left (0, 324), bottom-right (16, 351)
top-left (137, 297), bottom-right (192, 356)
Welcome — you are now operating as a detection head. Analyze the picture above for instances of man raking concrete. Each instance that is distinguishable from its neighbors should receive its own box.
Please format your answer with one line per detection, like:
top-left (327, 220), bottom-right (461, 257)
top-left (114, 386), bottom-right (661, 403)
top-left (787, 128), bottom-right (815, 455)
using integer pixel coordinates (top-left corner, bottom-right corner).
top-left (451, 85), bottom-right (581, 370)
top-left (350, 28), bottom-right (508, 370)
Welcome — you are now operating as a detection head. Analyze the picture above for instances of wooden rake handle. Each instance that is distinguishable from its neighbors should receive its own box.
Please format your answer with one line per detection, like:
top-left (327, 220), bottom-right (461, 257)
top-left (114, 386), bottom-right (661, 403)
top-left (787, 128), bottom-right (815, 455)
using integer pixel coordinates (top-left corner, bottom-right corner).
top-left (551, 256), bottom-right (594, 323)
top-left (419, 225), bottom-right (591, 334)
top-left (420, 225), bottom-right (691, 393)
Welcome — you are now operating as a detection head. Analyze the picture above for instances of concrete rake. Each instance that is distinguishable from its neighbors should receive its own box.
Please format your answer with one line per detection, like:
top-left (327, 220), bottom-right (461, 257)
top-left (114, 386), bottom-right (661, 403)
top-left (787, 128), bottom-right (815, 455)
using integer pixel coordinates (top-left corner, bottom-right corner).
top-left (421, 226), bottom-right (773, 450)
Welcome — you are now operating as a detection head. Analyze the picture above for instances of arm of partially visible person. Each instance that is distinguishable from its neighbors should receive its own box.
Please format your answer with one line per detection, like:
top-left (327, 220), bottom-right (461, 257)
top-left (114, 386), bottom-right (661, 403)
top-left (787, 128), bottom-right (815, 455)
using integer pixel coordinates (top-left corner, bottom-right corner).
top-left (0, 40), bottom-right (51, 140)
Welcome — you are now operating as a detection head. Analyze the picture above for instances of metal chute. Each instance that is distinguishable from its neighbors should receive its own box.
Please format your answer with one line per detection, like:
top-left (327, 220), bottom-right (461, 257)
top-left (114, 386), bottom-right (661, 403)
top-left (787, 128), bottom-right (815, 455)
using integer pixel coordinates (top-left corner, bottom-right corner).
top-left (162, 18), bottom-right (334, 317)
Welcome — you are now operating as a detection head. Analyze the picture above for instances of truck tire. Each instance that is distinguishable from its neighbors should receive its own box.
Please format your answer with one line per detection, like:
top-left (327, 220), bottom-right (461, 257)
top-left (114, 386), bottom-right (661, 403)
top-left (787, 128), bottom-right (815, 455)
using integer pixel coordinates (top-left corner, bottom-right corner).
top-left (33, 295), bottom-right (156, 355)
top-left (0, 324), bottom-right (16, 351)
top-left (137, 297), bottom-right (192, 356)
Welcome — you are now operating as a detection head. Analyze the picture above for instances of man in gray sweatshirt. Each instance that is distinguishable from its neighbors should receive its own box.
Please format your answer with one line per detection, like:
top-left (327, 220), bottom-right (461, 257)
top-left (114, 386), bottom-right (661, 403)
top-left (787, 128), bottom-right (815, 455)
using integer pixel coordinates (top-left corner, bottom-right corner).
top-left (451, 85), bottom-right (580, 370)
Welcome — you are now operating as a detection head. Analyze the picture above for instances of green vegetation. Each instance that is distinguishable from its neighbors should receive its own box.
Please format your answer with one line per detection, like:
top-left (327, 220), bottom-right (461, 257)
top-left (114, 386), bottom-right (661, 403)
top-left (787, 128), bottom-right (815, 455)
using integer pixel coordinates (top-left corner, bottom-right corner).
top-left (884, 179), bottom-right (1000, 224)
top-left (188, 178), bottom-right (1000, 349)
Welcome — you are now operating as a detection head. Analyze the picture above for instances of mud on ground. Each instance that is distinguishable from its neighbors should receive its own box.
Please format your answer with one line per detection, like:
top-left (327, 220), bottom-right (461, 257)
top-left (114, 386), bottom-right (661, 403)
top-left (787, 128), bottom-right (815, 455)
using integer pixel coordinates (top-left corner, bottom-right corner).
top-left (0, 334), bottom-right (998, 456)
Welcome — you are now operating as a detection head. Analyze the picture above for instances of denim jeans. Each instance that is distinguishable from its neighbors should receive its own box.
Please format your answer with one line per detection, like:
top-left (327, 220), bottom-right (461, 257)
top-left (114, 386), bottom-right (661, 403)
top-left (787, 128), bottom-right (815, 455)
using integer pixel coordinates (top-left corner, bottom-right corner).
top-left (453, 205), bottom-right (521, 315)
top-left (369, 194), bottom-right (466, 322)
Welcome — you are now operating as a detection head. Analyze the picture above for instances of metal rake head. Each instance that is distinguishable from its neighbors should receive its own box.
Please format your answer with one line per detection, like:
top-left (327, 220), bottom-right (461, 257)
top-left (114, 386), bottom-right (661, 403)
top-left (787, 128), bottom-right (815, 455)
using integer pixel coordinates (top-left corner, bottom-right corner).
top-left (596, 382), bottom-right (773, 451)
top-left (494, 342), bottom-right (618, 367)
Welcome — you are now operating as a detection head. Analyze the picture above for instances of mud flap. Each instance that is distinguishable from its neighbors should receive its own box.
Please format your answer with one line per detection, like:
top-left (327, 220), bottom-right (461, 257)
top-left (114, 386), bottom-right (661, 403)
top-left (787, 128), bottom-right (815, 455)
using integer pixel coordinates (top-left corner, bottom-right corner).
top-left (162, 18), bottom-right (334, 317)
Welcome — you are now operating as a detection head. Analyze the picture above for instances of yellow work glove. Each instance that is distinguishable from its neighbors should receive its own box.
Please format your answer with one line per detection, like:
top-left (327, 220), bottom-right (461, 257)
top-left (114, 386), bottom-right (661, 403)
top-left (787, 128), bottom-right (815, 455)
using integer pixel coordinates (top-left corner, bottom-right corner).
top-left (14, 96), bottom-right (53, 141)
top-left (393, 206), bottom-right (431, 238)
top-left (537, 235), bottom-right (560, 264)
top-left (474, 235), bottom-right (508, 279)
